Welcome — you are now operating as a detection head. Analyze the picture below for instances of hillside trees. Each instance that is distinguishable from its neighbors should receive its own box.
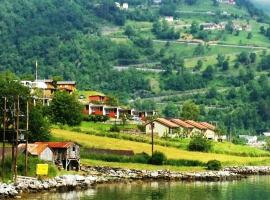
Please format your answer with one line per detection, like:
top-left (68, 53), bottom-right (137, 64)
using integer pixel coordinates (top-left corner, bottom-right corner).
top-left (48, 92), bottom-right (83, 126)
top-left (152, 20), bottom-right (180, 40)
top-left (181, 101), bottom-right (200, 120)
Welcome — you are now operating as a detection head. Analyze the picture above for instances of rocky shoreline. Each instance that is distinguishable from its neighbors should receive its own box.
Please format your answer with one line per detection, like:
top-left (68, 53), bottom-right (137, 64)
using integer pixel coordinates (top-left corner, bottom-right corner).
top-left (2, 166), bottom-right (270, 199)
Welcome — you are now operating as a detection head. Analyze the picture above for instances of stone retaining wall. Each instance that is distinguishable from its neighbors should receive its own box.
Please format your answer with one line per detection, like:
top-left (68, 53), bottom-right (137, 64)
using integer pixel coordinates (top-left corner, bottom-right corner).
top-left (1, 166), bottom-right (270, 199)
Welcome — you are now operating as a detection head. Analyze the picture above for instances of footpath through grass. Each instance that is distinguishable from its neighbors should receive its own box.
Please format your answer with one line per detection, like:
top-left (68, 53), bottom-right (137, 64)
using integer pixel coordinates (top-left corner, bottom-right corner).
top-left (52, 129), bottom-right (270, 167)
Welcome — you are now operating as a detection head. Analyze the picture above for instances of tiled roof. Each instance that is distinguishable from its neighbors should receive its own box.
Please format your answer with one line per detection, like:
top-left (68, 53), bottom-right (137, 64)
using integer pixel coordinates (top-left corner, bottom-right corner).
top-left (57, 81), bottom-right (76, 85)
top-left (18, 143), bottom-right (49, 155)
top-left (35, 142), bottom-right (73, 149)
top-left (200, 122), bottom-right (216, 130)
top-left (156, 118), bottom-right (179, 128)
top-left (170, 119), bottom-right (194, 129)
top-left (185, 120), bottom-right (207, 130)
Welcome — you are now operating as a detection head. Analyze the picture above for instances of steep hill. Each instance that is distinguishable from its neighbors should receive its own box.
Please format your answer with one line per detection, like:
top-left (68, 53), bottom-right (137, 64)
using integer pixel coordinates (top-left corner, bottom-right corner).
top-left (1, 0), bottom-right (270, 135)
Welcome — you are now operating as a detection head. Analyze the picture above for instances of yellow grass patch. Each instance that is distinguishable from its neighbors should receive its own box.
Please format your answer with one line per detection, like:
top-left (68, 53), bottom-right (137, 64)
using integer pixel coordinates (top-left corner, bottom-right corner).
top-left (52, 129), bottom-right (270, 166)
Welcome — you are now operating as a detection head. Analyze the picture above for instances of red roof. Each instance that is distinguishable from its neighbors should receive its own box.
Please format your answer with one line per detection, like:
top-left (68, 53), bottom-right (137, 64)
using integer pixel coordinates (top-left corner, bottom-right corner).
top-left (200, 122), bottom-right (216, 130)
top-left (170, 119), bottom-right (194, 129)
top-left (35, 142), bottom-right (73, 149)
top-left (185, 120), bottom-right (207, 130)
top-left (155, 118), bottom-right (179, 128)
top-left (18, 143), bottom-right (49, 155)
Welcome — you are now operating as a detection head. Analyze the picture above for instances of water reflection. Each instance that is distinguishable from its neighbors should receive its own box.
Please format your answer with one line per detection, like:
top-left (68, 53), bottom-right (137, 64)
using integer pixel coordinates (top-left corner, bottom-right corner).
top-left (23, 176), bottom-right (270, 200)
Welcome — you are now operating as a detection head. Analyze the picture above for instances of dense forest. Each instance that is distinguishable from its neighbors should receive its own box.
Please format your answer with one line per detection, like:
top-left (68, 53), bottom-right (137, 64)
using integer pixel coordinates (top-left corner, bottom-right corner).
top-left (1, 0), bottom-right (270, 136)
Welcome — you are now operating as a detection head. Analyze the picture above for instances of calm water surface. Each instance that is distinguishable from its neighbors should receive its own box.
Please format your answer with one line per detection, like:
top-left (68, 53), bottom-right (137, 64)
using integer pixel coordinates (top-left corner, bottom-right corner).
top-left (24, 176), bottom-right (270, 200)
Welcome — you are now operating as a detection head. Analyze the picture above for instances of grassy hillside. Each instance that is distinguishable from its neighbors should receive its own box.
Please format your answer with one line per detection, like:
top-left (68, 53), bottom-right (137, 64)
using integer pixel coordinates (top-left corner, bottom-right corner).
top-left (1, 0), bottom-right (270, 136)
top-left (52, 128), bottom-right (270, 167)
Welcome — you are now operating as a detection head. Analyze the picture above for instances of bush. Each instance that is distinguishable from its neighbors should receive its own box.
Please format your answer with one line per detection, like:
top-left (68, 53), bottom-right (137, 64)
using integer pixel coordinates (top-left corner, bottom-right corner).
top-left (86, 115), bottom-right (110, 122)
top-left (207, 160), bottom-right (222, 171)
top-left (232, 137), bottom-right (246, 145)
top-left (132, 152), bottom-right (151, 164)
top-left (188, 135), bottom-right (212, 152)
top-left (137, 124), bottom-right (146, 132)
top-left (110, 124), bottom-right (121, 132)
top-left (149, 151), bottom-right (167, 165)
top-left (165, 159), bottom-right (205, 167)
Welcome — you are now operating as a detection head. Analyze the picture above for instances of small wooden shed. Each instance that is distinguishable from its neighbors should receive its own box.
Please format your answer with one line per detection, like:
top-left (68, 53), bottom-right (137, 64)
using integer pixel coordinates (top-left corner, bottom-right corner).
top-left (35, 142), bottom-right (80, 171)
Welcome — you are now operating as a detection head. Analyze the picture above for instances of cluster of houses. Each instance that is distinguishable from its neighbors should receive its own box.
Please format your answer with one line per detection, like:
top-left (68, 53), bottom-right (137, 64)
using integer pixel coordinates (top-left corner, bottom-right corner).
top-left (81, 93), bottom-right (156, 121)
top-left (201, 21), bottom-right (252, 32)
top-left (21, 80), bottom-right (76, 105)
top-left (145, 118), bottom-right (224, 141)
top-left (201, 22), bottom-right (227, 31)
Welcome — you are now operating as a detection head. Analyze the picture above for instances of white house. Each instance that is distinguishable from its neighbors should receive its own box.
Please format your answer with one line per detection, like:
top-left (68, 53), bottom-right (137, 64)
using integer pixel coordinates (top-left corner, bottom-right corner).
top-left (122, 3), bottom-right (129, 10)
top-left (164, 16), bottom-right (174, 23)
top-left (239, 135), bottom-right (258, 144)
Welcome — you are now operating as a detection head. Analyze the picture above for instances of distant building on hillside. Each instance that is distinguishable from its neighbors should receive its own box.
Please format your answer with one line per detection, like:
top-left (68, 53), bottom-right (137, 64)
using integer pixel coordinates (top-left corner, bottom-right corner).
top-left (164, 16), bottom-right (174, 23)
top-left (217, 0), bottom-right (236, 5)
top-left (122, 3), bottom-right (129, 10)
top-left (153, 0), bottom-right (162, 4)
top-left (57, 81), bottom-right (76, 94)
top-left (20, 79), bottom-right (76, 105)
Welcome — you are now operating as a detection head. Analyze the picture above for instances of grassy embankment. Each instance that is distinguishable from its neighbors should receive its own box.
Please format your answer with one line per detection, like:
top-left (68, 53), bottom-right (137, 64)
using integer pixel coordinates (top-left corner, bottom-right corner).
top-left (52, 123), bottom-right (270, 171)
top-left (54, 122), bottom-right (270, 157)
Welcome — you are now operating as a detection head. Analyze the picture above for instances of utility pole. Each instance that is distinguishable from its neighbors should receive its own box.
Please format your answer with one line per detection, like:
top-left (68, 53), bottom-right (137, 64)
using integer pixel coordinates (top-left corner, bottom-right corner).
top-left (25, 100), bottom-right (29, 176)
top-left (11, 101), bottom-right (16, 179)
top-left (14, 95), bottom-right (19, 183)
top-left (35, 60), bottom-right (38, 81)
top-left (1, 97), bottom-right (7, 181)
top-left (151, 121), bottom-right (154, 156)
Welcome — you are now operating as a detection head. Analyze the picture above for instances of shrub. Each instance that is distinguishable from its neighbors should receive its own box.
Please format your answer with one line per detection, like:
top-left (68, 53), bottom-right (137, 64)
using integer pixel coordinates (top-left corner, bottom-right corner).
top-left (149, 151), bottom-right (167, 165)
top-left (188, 135), bottom-right (212, 152)
top-left (232, 137), bottom-right (246, 145)
top-left (132, 152), bottom-right (151, 164)
top-left (207, 160), bottom-right (222, 171)
top-left (137, 124), bottom-right (146, 132)
top-left (86, 115), bottom-right (109, 122)
top-left (165, 159), bottom-right (205, 167)
top-left (110, 124), bottom-right (121, 132)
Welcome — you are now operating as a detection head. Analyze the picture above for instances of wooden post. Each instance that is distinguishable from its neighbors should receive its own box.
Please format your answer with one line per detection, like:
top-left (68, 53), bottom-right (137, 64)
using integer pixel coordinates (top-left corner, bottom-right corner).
top-left (1, 97), bottom-right (7, 181)
top-left (14, 95), bottom-right (19, 182)
top-left (25, 100), bottom-right (29, 176)
top-left (151, 121), bottom-right (154, 156)
top-left (11, 101), bottom-right (16, 179)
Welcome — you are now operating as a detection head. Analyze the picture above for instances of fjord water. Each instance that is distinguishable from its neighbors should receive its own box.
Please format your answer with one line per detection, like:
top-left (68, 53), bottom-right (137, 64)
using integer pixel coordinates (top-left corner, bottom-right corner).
top-left (24, 176), bottom-right (270, 200)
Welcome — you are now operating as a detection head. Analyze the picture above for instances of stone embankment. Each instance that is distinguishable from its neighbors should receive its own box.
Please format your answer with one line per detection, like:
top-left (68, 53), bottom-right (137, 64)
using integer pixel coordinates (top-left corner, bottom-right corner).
top-left (1, 166), bottom-right (270, 199)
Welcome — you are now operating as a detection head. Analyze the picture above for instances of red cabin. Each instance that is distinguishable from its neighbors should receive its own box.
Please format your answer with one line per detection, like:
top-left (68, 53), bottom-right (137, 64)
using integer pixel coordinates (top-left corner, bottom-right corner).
top-left (89, 95), bottom-right (109, 104)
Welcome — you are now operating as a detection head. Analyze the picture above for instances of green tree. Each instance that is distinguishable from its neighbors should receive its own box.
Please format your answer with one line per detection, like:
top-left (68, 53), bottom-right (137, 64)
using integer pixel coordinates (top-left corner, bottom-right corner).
top-left (29, 106), bottom-right (51, 142)
top-left (195, 60), bottom-right (203, 71)
top-left (181, 101), bottom-right (200, 120)
top-left (163, 102), bottom-right (180, 118)
top-left (49, 92), bottom-right (83, 126)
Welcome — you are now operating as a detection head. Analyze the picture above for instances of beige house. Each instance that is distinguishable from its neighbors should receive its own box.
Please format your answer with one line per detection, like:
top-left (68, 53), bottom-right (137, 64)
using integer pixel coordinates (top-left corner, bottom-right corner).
top-left (145, 118), bottom-right (179, 137)
top-left (170, 119), bottom-right (194, 137)
top-left (185, 120), bottom-right (217, 141)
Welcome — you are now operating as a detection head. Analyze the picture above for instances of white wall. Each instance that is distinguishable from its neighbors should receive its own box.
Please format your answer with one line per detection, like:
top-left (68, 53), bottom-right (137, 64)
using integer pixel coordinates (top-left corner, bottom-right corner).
top-left (39, 147), bottom-right (54, 162)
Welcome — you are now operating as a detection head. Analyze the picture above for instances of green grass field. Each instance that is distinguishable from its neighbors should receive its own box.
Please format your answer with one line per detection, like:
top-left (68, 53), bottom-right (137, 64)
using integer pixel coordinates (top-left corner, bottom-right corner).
top-left (52, 128), bottom-right (270, 167)
top-left (54, 122), bottom-right (270, 157)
